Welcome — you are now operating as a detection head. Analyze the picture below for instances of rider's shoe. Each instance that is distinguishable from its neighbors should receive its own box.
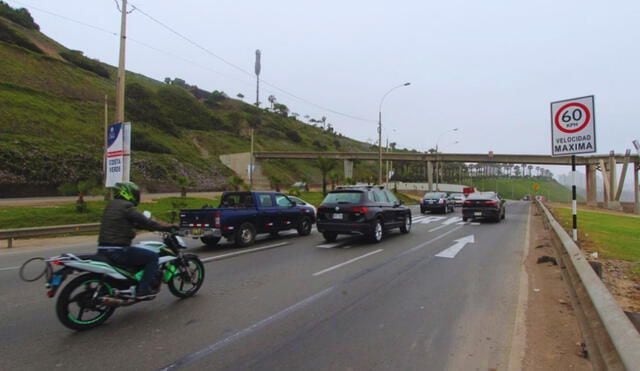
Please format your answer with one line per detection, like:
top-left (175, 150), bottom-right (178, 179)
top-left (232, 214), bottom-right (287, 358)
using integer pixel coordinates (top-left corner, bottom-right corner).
top-left (135, 287), bottom-right (159, 300)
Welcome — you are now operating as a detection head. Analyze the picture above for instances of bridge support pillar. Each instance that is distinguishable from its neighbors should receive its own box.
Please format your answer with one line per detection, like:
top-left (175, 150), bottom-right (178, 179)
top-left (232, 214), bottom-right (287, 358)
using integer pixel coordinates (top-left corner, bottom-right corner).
top-left (635, 161), bottom-right (639, 215)
top-left (607, 151), bottom-right (622, 211)
top-left (585, 164), bottom-right (598, 206)
top-left (427, 161), bottom-right (434, 191)
top-left (343, 160), bottom-right (354, 180)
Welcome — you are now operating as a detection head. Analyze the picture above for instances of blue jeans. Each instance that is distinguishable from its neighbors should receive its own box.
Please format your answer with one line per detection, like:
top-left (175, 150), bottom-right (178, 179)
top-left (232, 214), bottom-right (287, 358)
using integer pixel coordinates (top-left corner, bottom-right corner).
top-left (105, 246), bottom-right (159, 294)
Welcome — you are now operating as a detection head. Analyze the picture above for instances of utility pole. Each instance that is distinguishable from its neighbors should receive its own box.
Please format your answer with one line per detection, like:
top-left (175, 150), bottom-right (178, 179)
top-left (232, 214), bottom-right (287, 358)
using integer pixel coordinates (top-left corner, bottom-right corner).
top-left (251, 49), bottom-right (261, 191)
top-left (115, 0), bottom-right (128, 123)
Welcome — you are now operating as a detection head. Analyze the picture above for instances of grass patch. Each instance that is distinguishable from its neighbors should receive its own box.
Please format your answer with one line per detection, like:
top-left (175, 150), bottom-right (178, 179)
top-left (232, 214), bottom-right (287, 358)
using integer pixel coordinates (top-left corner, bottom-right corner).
top-left (551, 206), bottom-right (640, 271)
top-left (469, 177), bottom-right (576, 202)
top-left (0, 197), bottom-right (217, 229)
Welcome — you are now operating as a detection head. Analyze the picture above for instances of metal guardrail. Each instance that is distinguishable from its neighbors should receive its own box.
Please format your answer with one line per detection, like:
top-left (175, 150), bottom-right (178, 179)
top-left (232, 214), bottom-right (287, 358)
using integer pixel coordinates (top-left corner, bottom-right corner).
top-left (537, 200), bottom-right (640, 370)
top-left (0, 223), bottom-right (100, 248)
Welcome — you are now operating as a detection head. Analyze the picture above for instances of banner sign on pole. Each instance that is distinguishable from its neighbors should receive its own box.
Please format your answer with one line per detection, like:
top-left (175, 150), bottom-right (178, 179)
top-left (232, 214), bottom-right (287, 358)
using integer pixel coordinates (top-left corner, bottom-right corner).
top-left (550, 95), bottom-right (596, 157)
top-left (105, 122), bottom-right (131, 187)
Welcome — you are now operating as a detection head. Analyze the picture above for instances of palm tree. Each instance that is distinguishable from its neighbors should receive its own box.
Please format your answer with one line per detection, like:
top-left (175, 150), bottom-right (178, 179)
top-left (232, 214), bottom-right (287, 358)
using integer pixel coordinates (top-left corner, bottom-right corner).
top-left (316, 157), bottom-right (337, 196)
top-left (228, 175), bottom-right (245, 191)
top-left (268, 95), bottom-right (276, 109)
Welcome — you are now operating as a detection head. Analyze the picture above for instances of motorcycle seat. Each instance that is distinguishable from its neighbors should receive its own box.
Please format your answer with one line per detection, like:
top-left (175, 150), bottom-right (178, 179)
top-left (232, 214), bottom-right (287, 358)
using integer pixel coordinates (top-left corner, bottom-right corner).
top-left (76, 253), bottom-right (145, 272)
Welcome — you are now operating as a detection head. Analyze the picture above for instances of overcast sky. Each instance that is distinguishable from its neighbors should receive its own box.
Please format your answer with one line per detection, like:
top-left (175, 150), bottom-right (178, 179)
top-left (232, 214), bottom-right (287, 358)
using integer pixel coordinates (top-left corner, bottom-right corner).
top-left (7, 0), bottom-right (640, 177)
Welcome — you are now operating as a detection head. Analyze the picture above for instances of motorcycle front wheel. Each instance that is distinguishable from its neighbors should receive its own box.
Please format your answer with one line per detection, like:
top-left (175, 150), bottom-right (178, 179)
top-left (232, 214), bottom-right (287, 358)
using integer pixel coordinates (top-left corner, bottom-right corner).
top-left (168, 254), bottom-right (205, 298)
top-left (56, 273), bottom-right (116, 331)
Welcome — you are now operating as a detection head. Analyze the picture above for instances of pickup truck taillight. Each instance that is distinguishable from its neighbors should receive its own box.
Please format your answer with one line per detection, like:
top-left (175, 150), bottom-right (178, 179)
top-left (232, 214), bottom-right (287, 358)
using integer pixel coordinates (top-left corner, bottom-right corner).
top-left (484, 200), bottom-right (498, 207)
top-left (463, 200), bottom-right (472, 206)
top-left (214, 211), bottom-right (221, 228)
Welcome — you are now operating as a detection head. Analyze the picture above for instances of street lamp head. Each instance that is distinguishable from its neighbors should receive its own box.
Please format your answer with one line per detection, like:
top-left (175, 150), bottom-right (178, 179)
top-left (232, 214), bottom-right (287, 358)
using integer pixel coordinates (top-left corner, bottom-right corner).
top-left (452, 128), bottom-right (459, 131)
top-left (403, 82), bottom-right (411, 86)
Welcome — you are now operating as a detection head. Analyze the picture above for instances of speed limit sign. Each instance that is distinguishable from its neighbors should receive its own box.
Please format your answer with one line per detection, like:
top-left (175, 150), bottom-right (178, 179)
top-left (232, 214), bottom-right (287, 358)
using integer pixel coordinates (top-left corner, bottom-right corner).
top-left (550, 95), bottom-right (596, 156)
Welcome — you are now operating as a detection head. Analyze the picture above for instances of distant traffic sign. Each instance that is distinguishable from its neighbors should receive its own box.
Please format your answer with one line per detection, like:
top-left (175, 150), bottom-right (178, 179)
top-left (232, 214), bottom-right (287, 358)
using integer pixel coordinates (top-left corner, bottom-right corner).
top-left (550, 95), bottom-right (596, 156)
top-left (533, 183), bottom-right (540, 191)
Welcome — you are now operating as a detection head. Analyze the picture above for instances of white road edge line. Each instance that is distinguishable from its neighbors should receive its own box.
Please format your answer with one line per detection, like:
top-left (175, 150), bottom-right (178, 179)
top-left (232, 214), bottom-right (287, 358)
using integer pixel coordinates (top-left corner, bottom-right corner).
top-left (0, 265), bottom-right (20, 271)
top-left (428, 224), bottom-right (449, 233)
top-left (313, 249), bottom-right (384, 277)
top-left (201, 242), bottom-right (288, 262)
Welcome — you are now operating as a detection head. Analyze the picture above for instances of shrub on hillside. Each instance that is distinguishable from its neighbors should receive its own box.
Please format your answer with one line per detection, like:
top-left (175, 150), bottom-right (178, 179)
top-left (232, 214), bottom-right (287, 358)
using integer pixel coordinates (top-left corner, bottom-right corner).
top-left (126, 83), bottom-right (181, 136)
top-left (60, 50), bottom-right (110, 78)
top-left (132, 131), bottom-right (172, 154)
top-left (0, 1), bottom-right (39, 30)
top-left (285, 128), bottom-right (302, 143)
top-left (157, 85), bottom-right (217, 131)
top-left (0, 20), bottom-right (42, 53)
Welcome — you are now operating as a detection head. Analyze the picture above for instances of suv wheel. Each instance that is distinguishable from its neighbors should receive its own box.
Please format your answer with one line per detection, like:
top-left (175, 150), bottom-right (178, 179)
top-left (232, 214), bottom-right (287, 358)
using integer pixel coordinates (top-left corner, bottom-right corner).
top-left (369, 219), bottom-right (383, 243)
top-left (400, 215), bottom-right (411, 234)
top-left (297, 217), bottom-right (312, 236)
top-left (322, 231), bottom-right (337, 242)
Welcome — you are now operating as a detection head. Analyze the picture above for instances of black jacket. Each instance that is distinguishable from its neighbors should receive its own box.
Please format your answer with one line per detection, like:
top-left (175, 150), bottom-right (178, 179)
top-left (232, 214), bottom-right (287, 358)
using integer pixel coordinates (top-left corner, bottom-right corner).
top-left (98, 199), bottom-right (170, 247)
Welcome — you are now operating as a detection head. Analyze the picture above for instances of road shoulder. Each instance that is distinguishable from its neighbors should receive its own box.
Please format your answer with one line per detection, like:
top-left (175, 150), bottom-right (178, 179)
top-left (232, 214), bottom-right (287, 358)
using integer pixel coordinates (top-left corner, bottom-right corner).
top-left (521, 203), bottom-right (592, 370)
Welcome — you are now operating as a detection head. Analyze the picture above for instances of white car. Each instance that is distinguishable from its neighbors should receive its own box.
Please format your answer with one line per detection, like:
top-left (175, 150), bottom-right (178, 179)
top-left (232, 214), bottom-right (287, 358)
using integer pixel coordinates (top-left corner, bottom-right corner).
top-left (287, 196), bottom-right (317, 217)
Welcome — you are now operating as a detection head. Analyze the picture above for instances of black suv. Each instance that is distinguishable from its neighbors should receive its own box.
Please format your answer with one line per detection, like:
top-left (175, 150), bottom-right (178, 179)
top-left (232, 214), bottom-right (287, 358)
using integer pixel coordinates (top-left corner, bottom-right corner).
top-left (316, 186), bottom-right (412, 243)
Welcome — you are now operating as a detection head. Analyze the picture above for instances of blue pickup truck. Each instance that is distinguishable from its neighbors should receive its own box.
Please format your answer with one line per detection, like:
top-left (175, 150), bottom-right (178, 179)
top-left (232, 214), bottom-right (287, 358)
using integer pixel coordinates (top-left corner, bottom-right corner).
top-left (179, 191), bottom-right (316, 247)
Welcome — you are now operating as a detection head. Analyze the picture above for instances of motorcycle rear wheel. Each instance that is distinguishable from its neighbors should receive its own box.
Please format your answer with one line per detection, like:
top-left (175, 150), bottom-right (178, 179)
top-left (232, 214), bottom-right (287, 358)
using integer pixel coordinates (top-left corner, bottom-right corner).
top-left (168, 254), bottom-right (205, 298)
top-left (56, 273), bottom-right (116, 331)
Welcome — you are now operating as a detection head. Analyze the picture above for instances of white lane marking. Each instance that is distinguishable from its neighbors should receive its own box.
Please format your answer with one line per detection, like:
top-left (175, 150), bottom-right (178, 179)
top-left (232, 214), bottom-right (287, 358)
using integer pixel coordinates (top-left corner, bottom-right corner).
top-left (435, 235), bottom-right (475, 258)
top-left (0, 265), bottom-right (20, 272)
top-left (471, 222), bottom-right (481, 225)
top-left (201, 242), bottom-right (288, 262)
top-left (412, 215), bottom-right (427, 222)
top-left (313, 249), bottom-right (384, 277)
top-left (342, 245), bottom-right (352, 249)
top-left (428, 224), bottom-right (449, 233)
top-left (456, 222), bottom-right (468, 225)
top-left (415, 216), bottom-right (446, 225)
top-left (160, 286), bottom-right (334, 370)
top-left (443, 217), bottom-right (462, 225)
top-left (317, 243), bottom-right (342, 249)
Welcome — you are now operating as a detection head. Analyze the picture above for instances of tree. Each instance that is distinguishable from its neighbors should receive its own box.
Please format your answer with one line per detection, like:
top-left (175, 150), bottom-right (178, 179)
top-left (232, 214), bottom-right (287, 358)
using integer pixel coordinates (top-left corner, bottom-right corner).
top-left (273, 103), bottom-right (289, 117)
top-left (228, 175), bottom-right (245, 191)
top-left (268, 175), bottom-right (282, 192)
top-left (177, 176), bottom-right (193, 197)
top-left (316, 157), bottom-right (337, 196)
top-left (330, 172), bottom-right (341, 190)
top-left (321, 116), bottom-right (327, 130)
top-left (236, 93), bottom-right (245, 100)
top-left (268, 95), bottom-right (277, 109)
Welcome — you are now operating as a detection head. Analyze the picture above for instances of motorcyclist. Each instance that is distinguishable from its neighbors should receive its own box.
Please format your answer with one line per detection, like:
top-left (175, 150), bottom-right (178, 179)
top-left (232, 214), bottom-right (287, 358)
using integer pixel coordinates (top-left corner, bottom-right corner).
top-left (97, 182), bottom-right (176, 299)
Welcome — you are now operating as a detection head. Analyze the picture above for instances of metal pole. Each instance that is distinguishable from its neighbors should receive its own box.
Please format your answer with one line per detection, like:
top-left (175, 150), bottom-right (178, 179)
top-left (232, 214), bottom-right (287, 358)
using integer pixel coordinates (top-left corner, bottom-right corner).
top-left (385, 138), bottom-right (389, 185)
top-left (115, 0), bottom-right (127, 123)
top-left (378, 111), bottom-right (382, 184)
top-left (572, 155), bottom-right (578, 242)
top-left (103, 95), bottom-right (108, 181)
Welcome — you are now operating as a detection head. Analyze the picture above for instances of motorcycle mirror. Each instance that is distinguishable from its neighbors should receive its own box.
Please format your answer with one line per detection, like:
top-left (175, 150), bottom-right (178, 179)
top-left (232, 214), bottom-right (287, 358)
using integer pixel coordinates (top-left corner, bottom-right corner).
top-left (143, 211), bottom-right (152, 219)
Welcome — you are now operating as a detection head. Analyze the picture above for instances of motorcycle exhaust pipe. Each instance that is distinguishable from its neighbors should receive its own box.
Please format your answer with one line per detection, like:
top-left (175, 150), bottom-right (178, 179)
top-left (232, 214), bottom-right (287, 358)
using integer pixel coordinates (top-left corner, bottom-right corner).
top-left (99, 296), bottom-right (136, 307)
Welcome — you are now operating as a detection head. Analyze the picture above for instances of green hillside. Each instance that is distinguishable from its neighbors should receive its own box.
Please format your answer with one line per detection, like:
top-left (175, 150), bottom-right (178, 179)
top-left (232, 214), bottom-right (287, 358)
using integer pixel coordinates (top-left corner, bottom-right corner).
top-left (0, 3), bottom-right (377, 196)
top-left (467, 176), bottom-right (578, 202)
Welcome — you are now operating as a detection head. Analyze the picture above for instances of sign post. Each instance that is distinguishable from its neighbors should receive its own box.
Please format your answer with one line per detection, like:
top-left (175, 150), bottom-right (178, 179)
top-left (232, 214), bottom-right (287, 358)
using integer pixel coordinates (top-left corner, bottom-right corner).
top-left (550, 95), bottom-right (596, 242)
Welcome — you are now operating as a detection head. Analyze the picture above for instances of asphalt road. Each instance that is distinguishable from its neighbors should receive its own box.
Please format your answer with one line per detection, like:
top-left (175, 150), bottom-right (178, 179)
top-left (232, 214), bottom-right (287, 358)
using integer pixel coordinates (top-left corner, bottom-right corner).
top-left (0, 202), bottom-right (530, 371)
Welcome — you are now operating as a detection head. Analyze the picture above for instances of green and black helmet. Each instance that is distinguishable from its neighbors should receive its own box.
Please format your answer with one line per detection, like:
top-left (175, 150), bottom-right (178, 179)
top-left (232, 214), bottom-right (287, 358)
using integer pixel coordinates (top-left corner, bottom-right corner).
top-left (114, 182), bottom-right (141, 206)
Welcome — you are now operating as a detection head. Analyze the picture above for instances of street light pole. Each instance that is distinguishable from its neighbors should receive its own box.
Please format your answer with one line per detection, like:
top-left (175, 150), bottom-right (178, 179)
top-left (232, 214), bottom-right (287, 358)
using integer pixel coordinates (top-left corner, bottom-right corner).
top-left (378, 82), bottom-right (410, 185)
top-left (115, 0), bottom-right (128, 124)
top-left (251, 49), bottom-right (261, 191)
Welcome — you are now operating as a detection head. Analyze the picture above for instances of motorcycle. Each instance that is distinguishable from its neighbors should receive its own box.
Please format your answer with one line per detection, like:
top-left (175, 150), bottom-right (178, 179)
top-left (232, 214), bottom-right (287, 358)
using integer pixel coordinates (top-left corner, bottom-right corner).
top-left (24, 231), bottom-right (205, 331)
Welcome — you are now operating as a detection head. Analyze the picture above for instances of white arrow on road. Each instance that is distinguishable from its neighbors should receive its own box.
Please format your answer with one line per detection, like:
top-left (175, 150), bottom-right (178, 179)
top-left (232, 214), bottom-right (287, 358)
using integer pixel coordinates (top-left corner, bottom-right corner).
top-left (435, 235), bottom-right (475, 258)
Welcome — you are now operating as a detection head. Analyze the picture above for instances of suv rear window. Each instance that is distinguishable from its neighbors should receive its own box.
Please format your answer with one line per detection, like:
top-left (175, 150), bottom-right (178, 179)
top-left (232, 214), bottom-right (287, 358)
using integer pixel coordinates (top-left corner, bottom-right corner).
top-left (467, 192), bottom-right (496, 200)
top-left (322, 192), bottom-right (363, 204)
